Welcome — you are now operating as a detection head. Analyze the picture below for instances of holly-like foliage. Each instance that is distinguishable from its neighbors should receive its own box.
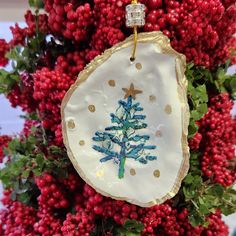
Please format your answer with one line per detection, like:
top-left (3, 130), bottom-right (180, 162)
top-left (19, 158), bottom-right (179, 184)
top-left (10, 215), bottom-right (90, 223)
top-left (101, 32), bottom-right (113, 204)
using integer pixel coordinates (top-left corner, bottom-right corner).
top-left (181, 63), bottom-right (236, 226)
top-left (180, 152), bottom-right (236, 227)
top-left (0, 126), bottom-right (70, 205)
top-left (186, 62), bottom-right (236, 137)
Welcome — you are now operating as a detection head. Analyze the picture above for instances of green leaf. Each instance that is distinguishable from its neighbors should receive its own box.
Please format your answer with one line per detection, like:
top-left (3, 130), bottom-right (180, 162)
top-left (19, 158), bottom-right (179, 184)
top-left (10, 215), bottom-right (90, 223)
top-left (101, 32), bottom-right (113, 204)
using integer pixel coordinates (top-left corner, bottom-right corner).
top-left (189, 213), bottom-right (204, 227)
top-left (203, 221), bottom-right (210, 228)
top-left (208, 184), bottom-right (224, 198)
top-left (216, 68), bottom-right (226, 83)
top-left (224, 59), bottom-right (231, 72)
top-left (27, 135), bottom-right (36, 145)
top-left (125, 233), bottom-right (141, 236)
top-left (190, 110), bottom-right (202, 121)
top-left (32, 168), bottom-right (41, 176)
top-left (183, 174), bottom-right (194, 184)
top-left (195, 85), bottom-right (208, 102)
top-left (183, 187), bottom-right (196, 199)
top-left (124, 220), bottom-right (144, 232)
top-left (199, 203), bottom-right (209, 215)
top-left (29, 0), bottom-right (44, 8)
top-left (0, 69), bottom-right (20, 94)
top-left (196, 103), bottom-right (208, 116)
top-left (22, 169), bottom-right (30, 178)
top-left (192, 175), bottom-right (202, 187)
top-left (188, 121), bottom-right (199, 137)
top-left (198, 197), bottom-right (205, 205)
top-left (36, 154), bottom-right (44, 168)
top-left (224, 75), bottom-right (236, 95)
top-left (115, 220), bottom-right (143, 236)
top-left (221, 205), bottom-right (236, 216)
top-left (17, 192), bottom-right (31, 204)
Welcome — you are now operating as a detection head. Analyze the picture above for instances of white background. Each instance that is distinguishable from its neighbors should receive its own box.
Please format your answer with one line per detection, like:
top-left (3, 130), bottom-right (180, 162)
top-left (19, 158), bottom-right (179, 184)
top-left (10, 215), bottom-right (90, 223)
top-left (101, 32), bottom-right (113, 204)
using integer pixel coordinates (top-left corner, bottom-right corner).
top-left (0, 1), bottom-right (28, 22)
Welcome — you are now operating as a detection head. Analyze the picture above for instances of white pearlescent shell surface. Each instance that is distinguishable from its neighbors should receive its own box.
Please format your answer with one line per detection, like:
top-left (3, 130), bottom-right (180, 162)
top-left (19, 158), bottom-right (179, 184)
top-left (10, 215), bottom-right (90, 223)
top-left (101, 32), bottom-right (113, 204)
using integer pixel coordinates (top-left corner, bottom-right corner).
top-left (62, 32), bottom-right (190, 207)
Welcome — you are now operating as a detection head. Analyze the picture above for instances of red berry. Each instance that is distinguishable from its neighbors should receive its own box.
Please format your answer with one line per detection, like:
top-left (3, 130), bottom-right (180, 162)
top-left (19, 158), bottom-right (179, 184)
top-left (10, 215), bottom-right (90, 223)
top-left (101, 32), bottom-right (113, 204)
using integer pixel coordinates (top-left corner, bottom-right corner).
top-left (148, 0), bottom-right (162, 9)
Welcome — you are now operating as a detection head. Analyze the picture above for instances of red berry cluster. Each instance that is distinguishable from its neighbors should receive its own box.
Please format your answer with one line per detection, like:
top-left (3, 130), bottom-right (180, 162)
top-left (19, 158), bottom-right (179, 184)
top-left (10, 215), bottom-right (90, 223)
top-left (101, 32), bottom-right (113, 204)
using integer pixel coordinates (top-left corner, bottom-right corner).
top-left (90, 0), bottom-right (128, 51)
top-left (93, 0), bottom-right (128, 28)
top-left (61, 208), bottom-right (96, 236)
top-left (0, 39), bottom-right (9, 67)
top-left (9, 11), bottom-right (48, 47)
top-left (140, 205), bottom-right (202, 236)
top-left (80, 185), bottom-right (205, 235)
top-left (9, 23), bottom-right (27, 46)
top-left (0, 172), bottom-right (230, 236)
top-left (45, 1), bottom-right (93, 43)
top-left (55, 51), bottom-right (85, 77)
top-left (202, 210), bottom-right (229, 236)
top-left (168, 0), bottom-right (235, 67)
top-left (62, 184), bottom-right (228, 236)
top-left (33, 211), bottom-right (62, 236)
top-left (212, 5), bottom-right (236, 65)
top-left (53, 123), bottom-right (63, 146)
top-left (84, 48), bottom-right (100, 62)
top-left (20, 119), bottom-right (40, 138)
top-left (7, 73), bottom-right (37, 113)
top-left (24, 10), bottom-right (49, 37)
top-left (222, 0), bottom-right (236, 8)
top-left (81, 184), bottom-right (230, 235)
top-left (35, 173), bottom-right (69, 209)
top-left (43, 0), bottom-right (236, 67)
top-left (59, 172), bottom-right (83, 192)
top-left (33, 68), bottom-right (75, 141)
top-left (91, 26), bottom-right (125, 52)
top-left (188, 132), bottom-right (203, 151)
top-left (0, 135), bottom-right (11, 163)
top-left (90, 185), bottom-right (229, 235)
top-left (0, 198), bottom-right (36, 236)
top-left (199, 93), bottom-right (236, 186)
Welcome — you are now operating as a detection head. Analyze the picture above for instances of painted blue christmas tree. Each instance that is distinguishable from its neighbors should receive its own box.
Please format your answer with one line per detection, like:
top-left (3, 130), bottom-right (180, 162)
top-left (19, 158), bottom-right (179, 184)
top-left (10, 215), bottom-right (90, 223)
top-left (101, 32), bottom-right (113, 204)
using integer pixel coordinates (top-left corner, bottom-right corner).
top-left (92, 83), bottom-right (157, 179)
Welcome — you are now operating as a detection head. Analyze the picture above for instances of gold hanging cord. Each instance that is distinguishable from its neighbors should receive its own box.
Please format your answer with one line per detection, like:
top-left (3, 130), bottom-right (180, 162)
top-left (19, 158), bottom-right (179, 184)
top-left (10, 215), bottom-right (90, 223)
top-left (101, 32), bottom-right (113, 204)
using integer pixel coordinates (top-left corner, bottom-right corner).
top-left (130, 0), bottom-right (138, 61)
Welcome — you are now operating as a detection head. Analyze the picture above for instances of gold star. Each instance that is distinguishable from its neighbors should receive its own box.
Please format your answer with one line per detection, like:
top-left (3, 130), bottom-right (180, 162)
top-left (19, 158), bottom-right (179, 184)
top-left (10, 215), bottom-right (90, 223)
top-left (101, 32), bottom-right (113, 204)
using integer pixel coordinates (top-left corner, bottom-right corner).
top-left (122, 83), bottom-right (142, 100)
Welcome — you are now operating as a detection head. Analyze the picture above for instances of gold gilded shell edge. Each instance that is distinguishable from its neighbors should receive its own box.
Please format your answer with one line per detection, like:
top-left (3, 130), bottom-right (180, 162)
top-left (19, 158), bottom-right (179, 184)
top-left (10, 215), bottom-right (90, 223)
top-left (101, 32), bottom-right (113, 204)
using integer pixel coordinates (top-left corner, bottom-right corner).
top-left (61, 31), bottom-right (190, 207)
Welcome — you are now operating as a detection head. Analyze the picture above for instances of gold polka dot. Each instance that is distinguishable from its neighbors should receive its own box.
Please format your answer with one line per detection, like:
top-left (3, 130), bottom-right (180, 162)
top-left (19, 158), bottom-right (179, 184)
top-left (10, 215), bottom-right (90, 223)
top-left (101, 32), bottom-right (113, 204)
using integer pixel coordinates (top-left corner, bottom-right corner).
top-left (149, 95), bottom-right (156, 102)
top-left (165, 104), bottom-right (172, 114)
top-left (130, 168), bottom-right (136, 176)
top-left (79, 140), bottom-right (85, 146)
top-left (108, 80), bottom-right (116, 87)
top-left (135, 63), bottom-right (142, 70)
top-left (67, 120), bottom-right (75, 129)
top-left (96, 170), bottom-right (104, 177)
top-left (88, 105), bottom-right (96, 112)
top-left (155, 130), bottom-right (162, 137)
top-left (153, 169), bottom-right (160, 178)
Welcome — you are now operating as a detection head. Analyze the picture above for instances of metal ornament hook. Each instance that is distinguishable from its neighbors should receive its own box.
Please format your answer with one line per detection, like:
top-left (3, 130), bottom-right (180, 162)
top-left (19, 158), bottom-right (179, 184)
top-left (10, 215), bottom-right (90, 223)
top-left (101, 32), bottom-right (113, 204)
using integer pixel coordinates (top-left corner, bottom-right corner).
top-left (125, 0), bottom-right (145, 61)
